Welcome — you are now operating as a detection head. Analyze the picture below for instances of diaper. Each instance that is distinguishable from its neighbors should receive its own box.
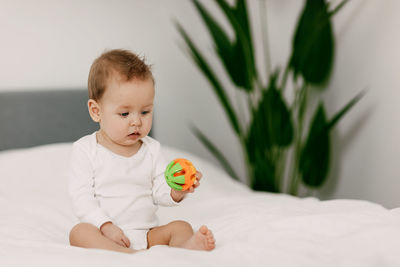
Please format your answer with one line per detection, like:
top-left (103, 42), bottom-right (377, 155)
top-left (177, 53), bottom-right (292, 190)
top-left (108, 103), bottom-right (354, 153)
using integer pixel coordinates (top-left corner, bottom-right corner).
top-left (124, 229), bottom-right (149, 250)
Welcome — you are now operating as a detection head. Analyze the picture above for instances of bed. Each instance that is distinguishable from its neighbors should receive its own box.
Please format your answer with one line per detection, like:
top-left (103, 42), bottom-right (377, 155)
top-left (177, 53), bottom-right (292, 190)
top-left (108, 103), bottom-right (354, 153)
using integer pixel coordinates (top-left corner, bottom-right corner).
top-left (1, 90), bottom-right (400, 267)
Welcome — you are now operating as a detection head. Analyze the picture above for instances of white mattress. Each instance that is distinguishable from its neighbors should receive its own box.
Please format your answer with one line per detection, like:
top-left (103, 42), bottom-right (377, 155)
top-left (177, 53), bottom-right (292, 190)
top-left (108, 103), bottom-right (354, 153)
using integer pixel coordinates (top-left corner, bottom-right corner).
top-left (1, 143), bottom-right (400, 267)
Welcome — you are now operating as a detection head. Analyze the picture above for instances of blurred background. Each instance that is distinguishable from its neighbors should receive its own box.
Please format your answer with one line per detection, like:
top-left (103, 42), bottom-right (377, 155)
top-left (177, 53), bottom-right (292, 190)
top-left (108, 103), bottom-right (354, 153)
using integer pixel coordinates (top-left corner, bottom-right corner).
top-left (0, 0), bottom-right (399, 208)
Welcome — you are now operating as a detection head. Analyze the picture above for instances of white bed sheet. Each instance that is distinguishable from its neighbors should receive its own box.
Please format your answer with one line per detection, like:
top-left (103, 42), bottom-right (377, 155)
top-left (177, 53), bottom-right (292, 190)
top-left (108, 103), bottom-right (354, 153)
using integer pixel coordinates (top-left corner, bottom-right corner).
top-left (1, 143), bottom-right (400, 267)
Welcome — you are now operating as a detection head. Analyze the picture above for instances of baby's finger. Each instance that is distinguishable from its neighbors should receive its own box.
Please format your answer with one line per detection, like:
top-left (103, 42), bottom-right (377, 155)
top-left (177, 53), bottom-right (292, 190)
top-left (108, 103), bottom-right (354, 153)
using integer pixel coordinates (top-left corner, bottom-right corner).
top-left (196, 171), bottom-right (203, 180)
top-left (116, 238), bottom-right (127, 247)
top-left (193, 180), bottom-right (200, 188)
top-left (122, 235), bottom-right (131, 248)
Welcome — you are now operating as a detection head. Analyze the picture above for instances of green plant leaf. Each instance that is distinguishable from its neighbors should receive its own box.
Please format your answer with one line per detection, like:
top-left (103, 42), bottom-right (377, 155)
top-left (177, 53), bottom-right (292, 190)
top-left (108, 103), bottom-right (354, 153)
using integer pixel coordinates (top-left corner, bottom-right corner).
top-left (326, 90), bottom-right (365, 130)
top-left (232, 0), bottom-right (257, 82)
top-left (191, 125), bottom-right (240, 181)
top-left (299, 103), bottom-right (330, 187)
top-left (245, 72), bottom-right (293, 192)
top-left (290, 0), bottom-right (334, 85)
top-left (233, 0), bottom-right (251, 41)
top-left (251, 154), bottom-right (278, 192)
top-left (330, 0), bottom-right (349, 17)
top-left (299, 91), bottom-right (364, 187)
top-left (176, 22), bottom-right (241, 136)
top-left (192, 0), bottom-right (242, 88)
top-left (214, 0), bottom-right (256, 91)
top-left (247, 72), bottom-right (293, 158)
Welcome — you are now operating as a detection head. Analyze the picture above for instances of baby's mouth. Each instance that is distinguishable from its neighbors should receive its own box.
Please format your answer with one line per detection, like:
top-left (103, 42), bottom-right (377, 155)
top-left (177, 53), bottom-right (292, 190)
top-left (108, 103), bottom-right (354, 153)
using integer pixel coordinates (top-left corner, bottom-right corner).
top-left (128, 131), bottom-right (140, 137)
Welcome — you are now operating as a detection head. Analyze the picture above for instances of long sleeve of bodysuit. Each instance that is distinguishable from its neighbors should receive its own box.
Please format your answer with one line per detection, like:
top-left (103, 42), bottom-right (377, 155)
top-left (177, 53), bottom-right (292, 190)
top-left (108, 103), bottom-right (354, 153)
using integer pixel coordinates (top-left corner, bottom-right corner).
top-left (68, 142), bottom-right (111, 228)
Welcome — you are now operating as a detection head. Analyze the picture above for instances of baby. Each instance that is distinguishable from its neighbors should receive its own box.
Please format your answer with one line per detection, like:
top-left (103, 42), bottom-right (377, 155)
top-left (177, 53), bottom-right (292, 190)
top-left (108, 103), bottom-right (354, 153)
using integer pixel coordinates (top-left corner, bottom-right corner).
top-left (68, 49), bottom-right (215, 253)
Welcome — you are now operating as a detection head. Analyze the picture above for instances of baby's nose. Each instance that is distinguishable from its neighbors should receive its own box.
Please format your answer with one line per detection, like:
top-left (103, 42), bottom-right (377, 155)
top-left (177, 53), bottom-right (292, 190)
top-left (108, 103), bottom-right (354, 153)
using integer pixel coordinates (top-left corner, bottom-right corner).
top-left (130, 114), bottom-right (141, 126)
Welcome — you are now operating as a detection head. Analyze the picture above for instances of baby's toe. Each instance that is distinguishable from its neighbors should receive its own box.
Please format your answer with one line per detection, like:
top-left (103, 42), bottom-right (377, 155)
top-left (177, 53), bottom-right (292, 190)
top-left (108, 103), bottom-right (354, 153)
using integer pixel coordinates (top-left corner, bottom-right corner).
top-left (207, 241), bottom-right (216, 250)
top-left (199, 225), bottom-right (208, 235)
top-left (206, 232), bottom-right (215, 243)
top-left (206, 230), bottom-right (214, 238)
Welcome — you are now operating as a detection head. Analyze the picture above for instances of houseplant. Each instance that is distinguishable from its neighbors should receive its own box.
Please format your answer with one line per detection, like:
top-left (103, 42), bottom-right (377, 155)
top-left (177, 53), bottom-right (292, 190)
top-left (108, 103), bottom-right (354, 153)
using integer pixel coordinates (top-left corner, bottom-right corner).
top-left (176, 0), bottom-right (363, 195)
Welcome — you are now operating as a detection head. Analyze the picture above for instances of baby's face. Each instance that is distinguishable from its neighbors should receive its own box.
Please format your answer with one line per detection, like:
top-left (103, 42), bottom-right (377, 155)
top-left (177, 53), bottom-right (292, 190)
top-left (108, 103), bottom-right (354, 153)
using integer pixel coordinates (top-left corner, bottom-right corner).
top-left (97, 75), bottom-right (154, 149)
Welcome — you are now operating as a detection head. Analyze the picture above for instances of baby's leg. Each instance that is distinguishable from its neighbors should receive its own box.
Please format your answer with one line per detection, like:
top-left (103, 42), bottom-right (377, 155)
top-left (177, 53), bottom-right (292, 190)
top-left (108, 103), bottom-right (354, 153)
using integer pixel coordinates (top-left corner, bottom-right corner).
top-left (69, 223), bottom-right (135, 253)
top-left (147, 220), bottom-right (215, 251)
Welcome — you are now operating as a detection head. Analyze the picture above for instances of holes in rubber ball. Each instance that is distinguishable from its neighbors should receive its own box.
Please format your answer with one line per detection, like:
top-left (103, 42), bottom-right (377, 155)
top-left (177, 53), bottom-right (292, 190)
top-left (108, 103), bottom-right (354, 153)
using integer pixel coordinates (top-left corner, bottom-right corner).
top-left (174, 170), bottom-right (186, 177)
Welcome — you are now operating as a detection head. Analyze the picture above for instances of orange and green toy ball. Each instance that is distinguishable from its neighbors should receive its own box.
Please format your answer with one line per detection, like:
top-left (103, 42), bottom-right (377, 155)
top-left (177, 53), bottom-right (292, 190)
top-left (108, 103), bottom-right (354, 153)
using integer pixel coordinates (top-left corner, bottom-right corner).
top-left (165, 158), bottom-right (197, 191)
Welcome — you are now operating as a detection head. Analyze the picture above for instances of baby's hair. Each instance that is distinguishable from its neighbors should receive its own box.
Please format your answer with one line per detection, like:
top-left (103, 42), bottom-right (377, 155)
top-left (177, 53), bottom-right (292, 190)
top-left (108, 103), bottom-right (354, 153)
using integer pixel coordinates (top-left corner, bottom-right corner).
top-left (88, 49), bottom-right (153, 101)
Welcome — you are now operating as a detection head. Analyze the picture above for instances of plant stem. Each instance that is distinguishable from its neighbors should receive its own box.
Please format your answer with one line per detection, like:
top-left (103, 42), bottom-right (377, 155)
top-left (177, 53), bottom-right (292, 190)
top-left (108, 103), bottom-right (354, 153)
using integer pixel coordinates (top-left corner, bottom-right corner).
top-left (258, 0), bottom-right (282, 191)
top-left (239, 133), bottom-right (253, 186)
top-left (235, 87), bottom-right (246, 131)
top-left (289, 84), bottom-right (308, 195)
top-left (275, 146), bottom-right (288, 192)
top-left (281, 58), bottom-right (291, 92)
top-left (240, 94), bottom-right (256, 186)
top-left (260, 0), bottom-right (272, 78)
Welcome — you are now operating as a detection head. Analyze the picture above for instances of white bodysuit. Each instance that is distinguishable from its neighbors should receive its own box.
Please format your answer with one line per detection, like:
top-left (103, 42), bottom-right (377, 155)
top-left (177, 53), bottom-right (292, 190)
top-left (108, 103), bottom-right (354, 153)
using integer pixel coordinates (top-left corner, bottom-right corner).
top-left (68, 132), bottom-right (178, 249)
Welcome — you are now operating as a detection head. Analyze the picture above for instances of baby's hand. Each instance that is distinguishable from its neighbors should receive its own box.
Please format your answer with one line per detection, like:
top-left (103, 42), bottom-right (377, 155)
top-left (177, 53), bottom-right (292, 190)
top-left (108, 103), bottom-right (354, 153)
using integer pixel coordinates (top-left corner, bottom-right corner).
top-left (100, 222), bottom-right (131, 248)
top-left (171, 171), bottom-right (202, 202)
top-left (187, 171), bottom-right (202, 193)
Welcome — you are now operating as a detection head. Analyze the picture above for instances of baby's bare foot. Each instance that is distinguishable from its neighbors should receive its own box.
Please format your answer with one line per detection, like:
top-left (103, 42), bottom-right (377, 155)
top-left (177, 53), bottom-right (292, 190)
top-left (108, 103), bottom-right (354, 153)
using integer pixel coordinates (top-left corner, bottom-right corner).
top-left (182, 225), bottom-right (215, 251)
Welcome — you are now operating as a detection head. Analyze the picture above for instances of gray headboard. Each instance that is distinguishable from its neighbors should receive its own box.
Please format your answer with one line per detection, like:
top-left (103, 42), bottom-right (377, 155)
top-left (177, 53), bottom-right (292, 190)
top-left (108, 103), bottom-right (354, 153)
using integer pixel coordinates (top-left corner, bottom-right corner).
top-left (0, 89), bottom-right (99, 151)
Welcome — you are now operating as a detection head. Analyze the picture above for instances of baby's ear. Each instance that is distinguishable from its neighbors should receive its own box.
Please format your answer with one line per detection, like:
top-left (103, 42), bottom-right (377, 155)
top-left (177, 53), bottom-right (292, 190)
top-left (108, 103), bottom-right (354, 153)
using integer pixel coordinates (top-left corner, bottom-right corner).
top-left (88, 99), bottom-right (101, 122)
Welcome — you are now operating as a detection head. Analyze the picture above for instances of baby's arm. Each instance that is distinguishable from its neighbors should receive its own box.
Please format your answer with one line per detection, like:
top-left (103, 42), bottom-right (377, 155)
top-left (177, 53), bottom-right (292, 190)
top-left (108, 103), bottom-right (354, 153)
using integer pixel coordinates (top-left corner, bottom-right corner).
top-left (68, 143), bottom-right (112, 228)
top-left (69, 143), bottom-right (131, 247)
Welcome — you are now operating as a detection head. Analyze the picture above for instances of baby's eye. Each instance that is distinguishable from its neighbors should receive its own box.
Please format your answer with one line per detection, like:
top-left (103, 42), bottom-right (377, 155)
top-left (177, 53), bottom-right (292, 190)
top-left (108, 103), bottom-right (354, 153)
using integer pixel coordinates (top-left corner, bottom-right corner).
top-left (141, 111), bottom-right (150, 115)
top-left (120, 112), bottom-right (129, 117)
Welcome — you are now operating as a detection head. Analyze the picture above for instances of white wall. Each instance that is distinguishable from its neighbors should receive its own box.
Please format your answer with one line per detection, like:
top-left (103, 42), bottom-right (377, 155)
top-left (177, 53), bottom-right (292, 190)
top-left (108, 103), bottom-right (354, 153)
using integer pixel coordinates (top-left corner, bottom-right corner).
top-left (319, 0), bottom-right (400, 208)
top-left (0, 0), bottom-right (399, 208)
